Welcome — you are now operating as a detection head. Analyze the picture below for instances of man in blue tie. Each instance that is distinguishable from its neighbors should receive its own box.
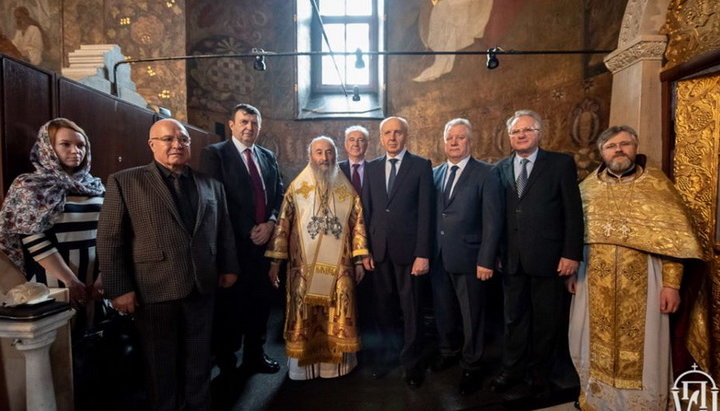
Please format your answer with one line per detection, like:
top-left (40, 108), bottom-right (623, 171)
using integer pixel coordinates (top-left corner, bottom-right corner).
top-left (430, 118), bottom-right (503, 395)
top-left (492, 110), bottom-right (584, 397)
top-left (362, 116), bottom-right (434, 387)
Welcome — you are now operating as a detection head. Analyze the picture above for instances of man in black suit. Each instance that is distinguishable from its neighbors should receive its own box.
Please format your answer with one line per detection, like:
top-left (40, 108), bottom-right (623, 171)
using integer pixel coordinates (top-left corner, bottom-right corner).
top-left (200, 104), bottom-right (284, 375)
top-left (491, 110), bottom-right (584, 396)
top-left (338, 125), bottom-right (369, 195)
top-left (431, 118), bottom-right (503, 395)
top-left (362, 116), bottom-right (433, 387)
top-left (98, 118), bottom-right (239, 410)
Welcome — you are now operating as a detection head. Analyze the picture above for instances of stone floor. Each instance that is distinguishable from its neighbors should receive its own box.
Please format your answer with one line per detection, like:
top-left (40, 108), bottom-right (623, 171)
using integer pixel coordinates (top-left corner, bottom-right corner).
top-left (210, 276), bottom-right (581, 411)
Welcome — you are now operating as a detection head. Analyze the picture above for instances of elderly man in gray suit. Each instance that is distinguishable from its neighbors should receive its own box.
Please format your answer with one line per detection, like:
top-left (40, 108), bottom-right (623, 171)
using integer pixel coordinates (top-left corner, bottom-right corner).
top-left (97, 118), bottom-right (239, 411)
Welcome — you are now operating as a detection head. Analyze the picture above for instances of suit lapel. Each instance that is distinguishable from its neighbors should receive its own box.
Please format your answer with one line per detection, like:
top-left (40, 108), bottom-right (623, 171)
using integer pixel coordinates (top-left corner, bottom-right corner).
top-left (447, 158), bottom-right (475, 208)
top-left (145, 163), bottom-right (188, 234)
top-left (500, 157), bottom-right (516, 193)
top-left (521, 149), bottom-right (547, 198)
top-left (191, 172), bottom-right (208, 235)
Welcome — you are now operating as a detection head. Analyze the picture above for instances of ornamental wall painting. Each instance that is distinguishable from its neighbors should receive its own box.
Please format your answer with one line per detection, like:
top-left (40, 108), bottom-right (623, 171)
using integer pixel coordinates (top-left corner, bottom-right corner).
top-left (0, 0), bottom-right (62, 71)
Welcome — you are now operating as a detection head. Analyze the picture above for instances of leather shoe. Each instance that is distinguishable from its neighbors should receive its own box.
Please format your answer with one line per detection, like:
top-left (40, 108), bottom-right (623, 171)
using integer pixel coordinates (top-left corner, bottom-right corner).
top-left (458, 370), bottom-right (481, 395)
top-left (431, 355), bottom-right (459, 372)
top-left (489, 372), bottom-right (522, 393)
top-left (241, 354), bottom-right (280, 374)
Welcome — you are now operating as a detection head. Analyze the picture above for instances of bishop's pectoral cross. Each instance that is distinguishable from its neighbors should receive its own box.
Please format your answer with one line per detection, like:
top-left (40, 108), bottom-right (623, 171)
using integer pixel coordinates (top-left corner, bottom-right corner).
top-left (602, 220), bottom-right (632, 240)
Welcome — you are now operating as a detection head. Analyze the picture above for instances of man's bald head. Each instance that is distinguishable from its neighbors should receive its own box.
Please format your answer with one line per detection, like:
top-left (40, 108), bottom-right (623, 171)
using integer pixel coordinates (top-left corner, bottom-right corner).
top-left (148, 118), bottom-right (192, 172)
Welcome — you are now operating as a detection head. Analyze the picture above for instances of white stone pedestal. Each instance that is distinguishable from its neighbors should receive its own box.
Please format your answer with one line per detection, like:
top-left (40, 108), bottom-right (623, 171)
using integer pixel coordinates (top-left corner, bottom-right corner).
top-left (0, 308), bottom-right (74, 411)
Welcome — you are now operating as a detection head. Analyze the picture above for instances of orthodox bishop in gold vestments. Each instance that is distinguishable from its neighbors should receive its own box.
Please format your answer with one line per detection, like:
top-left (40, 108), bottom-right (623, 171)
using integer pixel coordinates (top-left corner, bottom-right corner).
top-left (568, 126), bottom-right (703, 410)
top-left (266, 137), bottom-right (369, 380)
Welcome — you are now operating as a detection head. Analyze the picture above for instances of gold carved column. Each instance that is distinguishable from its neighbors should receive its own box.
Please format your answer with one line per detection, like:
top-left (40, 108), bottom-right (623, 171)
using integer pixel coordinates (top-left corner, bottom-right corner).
top-left (672, 74), bottom-right (720, 377)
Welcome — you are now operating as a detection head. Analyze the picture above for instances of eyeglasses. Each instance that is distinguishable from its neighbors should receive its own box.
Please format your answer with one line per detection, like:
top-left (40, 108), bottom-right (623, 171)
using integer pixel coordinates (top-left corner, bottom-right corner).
top-left (602, 141), bottom-right (635, 151)
top-left (151, 136), bottom-right (191, 146)
top-left (509, 127), bottom-right (539, 136)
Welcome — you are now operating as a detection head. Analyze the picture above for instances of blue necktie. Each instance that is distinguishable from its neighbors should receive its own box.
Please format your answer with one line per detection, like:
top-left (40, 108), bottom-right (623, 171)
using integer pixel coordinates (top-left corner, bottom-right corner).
top-left (443, 165), bottom-right (459, 206)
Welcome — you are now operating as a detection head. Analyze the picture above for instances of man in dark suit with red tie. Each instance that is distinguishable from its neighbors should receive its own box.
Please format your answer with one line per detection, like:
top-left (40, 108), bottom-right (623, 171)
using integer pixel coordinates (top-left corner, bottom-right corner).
top-left (338, 125), bottom-right (369, 195)
top-left (200, 104), bottom-right (284, 375)
top-left (491, 110), bottom-right (583, 397)
top-left (362, 117), bottom-right (434, 388)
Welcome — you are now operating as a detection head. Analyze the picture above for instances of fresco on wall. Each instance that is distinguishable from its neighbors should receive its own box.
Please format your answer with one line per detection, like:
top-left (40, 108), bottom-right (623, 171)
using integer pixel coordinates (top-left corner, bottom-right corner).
top-left (186, 0), bottom-right (625, 185)
top-left (0, 0), bottom-right (61, 71)
top-left (63, 0), bottom-right (188, 121)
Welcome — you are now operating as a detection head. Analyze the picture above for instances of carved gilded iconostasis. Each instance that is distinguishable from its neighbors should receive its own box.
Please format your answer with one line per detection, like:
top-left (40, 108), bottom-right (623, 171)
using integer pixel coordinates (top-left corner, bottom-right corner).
top-left (185, 0), bottom-right (627, 181)
top-left (662, 0), bottom-right (720, 378)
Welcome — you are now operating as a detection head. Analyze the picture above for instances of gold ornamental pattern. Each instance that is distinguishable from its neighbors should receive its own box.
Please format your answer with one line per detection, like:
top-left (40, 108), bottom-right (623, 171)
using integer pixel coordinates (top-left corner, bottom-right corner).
top-left (673, 75), bottom-right (720, 376)
top-left (587, 244), bottom-right (647, 389)
top-left (662, 0), bottom-right (720, 69)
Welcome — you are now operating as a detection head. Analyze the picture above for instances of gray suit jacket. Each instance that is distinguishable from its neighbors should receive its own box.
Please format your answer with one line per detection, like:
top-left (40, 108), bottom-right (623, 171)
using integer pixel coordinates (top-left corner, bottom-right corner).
top-left (97, 163), bottom-right (239, 304)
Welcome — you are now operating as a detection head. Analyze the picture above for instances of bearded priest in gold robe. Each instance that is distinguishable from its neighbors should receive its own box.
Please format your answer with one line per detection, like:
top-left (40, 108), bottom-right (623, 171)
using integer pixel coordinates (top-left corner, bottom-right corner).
top-left (267, 136), bottom-right (370, 380)
top-left (567, 125), bottom-right (704, 410)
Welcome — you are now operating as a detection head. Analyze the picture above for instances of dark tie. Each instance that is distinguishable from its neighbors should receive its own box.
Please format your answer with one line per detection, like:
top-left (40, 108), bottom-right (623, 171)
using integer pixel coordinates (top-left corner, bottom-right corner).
top-left (244, 148), bottom-right (266, 224)
top-left (443, 165), bottom-right (459, 206)
top-left (516, 158), bottom-right (529, 198)
top-left (170, 173), bottom-right (196, 231)
top-left (387, 158), bottom-right (398, 194)
top-left (351, 163), bottom-right (362, 194)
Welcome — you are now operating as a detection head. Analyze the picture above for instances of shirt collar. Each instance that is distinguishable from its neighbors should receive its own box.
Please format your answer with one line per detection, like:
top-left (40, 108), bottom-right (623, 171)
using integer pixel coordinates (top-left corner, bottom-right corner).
top-left (446, 155), bottom-right (470, 170)
top-left (387, 148), bottom-right (407, 161)
top-left (232, 136), bottom-right (254, 154)
top-left (515, 148), bottom-right (539, 165)
top-left (155, 161), bottom-right (189, 178)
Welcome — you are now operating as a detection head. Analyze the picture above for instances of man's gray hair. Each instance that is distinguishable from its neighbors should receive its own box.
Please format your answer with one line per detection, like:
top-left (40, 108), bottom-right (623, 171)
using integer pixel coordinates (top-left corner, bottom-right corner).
top-left (443, 118), bottom-right (472, 139)
top-left (506, 110), bottom-right (542, 132)
top-left (307, 136), bottom-right (338, 157)
top-left (379, 116), bottom-right (409, 132)
top-left (596, 125), bottom-right (639, 151)
top-left (344, 125), bottom-right (369, 139)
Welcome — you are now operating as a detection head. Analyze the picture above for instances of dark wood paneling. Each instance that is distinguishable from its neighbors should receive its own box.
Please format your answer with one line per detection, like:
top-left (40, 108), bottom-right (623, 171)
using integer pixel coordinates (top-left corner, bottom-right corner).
top-left (58, 78), bottom-right (155, 181)
top-left (0, 56), bottom-right (54, 193)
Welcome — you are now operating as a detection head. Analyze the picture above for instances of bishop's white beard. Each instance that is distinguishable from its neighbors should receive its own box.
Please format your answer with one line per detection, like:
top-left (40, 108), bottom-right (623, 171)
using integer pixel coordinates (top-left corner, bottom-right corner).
top-left (310, 162), bottom-right (338, 195)
top-left (607, 154), bottom-right (634, 175)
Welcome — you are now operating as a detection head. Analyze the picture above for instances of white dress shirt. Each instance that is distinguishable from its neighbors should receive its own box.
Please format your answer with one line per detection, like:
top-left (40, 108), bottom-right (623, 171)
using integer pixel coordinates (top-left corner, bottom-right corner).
top-left (385, 148), bottom-right (407, 190)
top-left (444, 155), bottom-right (470, 198)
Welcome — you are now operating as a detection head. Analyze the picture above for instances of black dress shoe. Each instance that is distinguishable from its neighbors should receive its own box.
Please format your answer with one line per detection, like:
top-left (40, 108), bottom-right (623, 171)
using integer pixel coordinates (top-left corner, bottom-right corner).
top-left (242, 354), bottom-right (280, 374)
top-left (489, 372), bottom-right (522, 393)
top-left (431, 355), bottom-right (459, 372)
top-left (458, 370), bottom-right (481, 395)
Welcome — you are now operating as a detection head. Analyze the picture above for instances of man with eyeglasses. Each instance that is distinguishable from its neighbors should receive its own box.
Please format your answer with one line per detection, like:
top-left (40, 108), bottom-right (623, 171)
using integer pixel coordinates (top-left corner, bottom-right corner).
top-left (98, 118), bottom-right (239, 410)
top-left (567, 125), bottom-right (702, 410)
top-left (200, 103), bottom-right (284, 377)
top-left (492, 110), bottom-right (584, 398)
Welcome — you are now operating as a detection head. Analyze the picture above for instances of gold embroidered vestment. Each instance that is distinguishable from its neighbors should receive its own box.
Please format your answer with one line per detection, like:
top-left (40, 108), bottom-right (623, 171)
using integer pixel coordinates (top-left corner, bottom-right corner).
top-left (580, 165), bottom-right (702, 389)
top-left (266, 167), bottom-right (368, 366)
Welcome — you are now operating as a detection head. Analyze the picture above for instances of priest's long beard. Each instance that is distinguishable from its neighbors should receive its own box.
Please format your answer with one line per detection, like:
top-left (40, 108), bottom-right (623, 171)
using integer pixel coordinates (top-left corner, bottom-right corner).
top-left (310, 162), bottom-right (338, 197)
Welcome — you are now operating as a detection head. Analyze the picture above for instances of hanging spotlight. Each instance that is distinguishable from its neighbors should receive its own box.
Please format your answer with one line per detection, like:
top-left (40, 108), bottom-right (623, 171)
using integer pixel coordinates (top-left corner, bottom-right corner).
top-left (355, 48), bottom-right (365, 69)
top-left (486, 47), bottom-right (500, 70)
top-left (352, 86), bottom-right (361, 102)
top-left (252, 48), bottom-right (267, 71)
